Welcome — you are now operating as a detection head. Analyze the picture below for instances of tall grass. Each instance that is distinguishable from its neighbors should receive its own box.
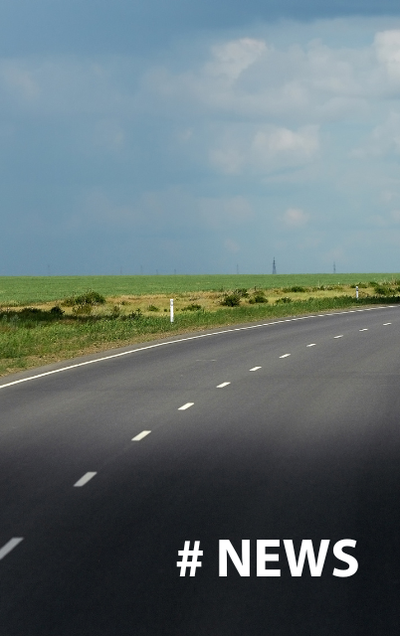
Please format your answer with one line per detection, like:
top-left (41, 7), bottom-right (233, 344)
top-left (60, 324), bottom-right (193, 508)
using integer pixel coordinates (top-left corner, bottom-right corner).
top-left (1, 294), bottom-right (398, 377)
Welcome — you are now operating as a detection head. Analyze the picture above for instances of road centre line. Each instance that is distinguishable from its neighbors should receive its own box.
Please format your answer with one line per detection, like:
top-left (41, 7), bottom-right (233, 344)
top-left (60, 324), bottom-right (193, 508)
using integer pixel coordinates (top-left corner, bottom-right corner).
top-left (216, 382), bottom-right (230, 388)
top-left (132, 430), bottom-right (151, 441)
top-left (359, 328), bottom-right (368, 331)
top-left (73, 472), bottom-right (97, 487)
top-left (306, 343), bottom-right (316, 347)
top-left (383, 322), bottom-right (392, 325)
top-left (334, 335), bottom-right (344, 338)
top-left (0, 305), bottom-right (396, 391)
top-left (178, 402), bottom-right (194, 411)
top-left (279, 354), bottom-right (291, 358)
top-left (249, 366), bottom-right (262, 371)
top-left (0, 538), bottom-right (24, 561)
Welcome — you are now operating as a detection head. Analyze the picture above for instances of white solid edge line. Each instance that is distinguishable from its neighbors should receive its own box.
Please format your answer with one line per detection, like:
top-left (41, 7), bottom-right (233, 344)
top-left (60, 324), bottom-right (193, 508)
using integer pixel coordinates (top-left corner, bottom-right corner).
top-left (0, 305), bottom-right (396, 391)
top-left (216, 382), bottom-right (231, 388)
top-left (132, 430), bottom-right (151, 441)
top-left (0, 538), bottom-right (24, 560)
top-left (279, 353), bottom-right (291, 358)
top-left (249, 366), bottom-right (262, 371)
top-left (73, 472), bottom-right (97, 487)
top-left (178, 402), bottom-right (194, 411)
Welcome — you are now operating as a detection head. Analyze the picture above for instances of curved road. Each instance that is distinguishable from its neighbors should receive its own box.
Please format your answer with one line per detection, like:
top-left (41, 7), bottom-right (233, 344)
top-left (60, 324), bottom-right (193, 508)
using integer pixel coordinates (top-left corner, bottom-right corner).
top-left (1, 306), bottom-right (400, 635)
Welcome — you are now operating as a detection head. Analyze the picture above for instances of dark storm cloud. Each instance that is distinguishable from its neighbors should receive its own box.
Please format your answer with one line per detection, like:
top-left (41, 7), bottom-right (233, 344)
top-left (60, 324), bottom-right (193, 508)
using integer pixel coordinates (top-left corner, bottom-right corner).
top-left (1, 0), bottom-right (400, 56)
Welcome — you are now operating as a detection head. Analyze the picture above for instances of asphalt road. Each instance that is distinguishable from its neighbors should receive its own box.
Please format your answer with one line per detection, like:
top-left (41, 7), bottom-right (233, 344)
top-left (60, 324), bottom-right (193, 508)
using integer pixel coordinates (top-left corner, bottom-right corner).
top-left (1, 305), bottom-right (400, 635)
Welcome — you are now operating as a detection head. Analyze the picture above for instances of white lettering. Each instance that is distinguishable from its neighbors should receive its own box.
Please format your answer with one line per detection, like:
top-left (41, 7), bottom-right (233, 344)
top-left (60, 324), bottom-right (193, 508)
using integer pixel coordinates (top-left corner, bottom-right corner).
top-left (332, 539), bottom-right (358, 577)
top-left (256, 540), bottom-right (281, 577)
top-left (284, 539), bottom-right (330, 577)
top-left (219, 539), bottom-right (250, 577)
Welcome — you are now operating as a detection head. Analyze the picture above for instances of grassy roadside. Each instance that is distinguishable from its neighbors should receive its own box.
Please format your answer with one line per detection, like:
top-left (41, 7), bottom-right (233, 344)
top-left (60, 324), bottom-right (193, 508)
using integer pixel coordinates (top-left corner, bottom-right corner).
top-left (1, 279), bottom-right (399, 378)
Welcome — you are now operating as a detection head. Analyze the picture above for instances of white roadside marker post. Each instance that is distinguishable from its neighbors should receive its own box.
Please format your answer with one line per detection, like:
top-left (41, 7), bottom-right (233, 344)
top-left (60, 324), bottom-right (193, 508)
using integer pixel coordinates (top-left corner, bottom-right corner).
top-left (356, 285), bottom-right (359, 300)
top-left (170, 298), bottom-right (174, 323)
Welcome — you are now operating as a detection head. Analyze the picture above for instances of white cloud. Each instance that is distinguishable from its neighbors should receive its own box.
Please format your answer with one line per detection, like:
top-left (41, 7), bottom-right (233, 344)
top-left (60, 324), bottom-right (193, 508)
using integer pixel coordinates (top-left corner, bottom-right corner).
top-left (352, 111), bottom-right (400, 157)
top-left (205, 38), bottom-right (267, 82)
top-left (374, 30), bottom-right (400, 84)
top-left (142, 32), bottom-right (389, 123)
top-left (252, 125), bottom-right (318, 157)
top-left (210, 124), bottom-right (319, 175)
top-left (281, 207), bottom-right (310, 228)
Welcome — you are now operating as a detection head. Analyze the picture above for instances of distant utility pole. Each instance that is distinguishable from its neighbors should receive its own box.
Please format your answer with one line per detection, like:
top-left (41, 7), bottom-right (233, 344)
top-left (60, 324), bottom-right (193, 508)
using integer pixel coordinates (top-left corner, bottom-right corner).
top-left (272, 257), bottom-right (277, 275)
top-left (333, 261), bottom-right (336, 274)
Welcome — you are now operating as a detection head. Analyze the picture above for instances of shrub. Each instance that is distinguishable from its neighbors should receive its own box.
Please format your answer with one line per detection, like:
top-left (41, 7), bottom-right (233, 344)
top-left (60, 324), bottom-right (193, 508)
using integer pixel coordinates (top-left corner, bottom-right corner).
top-left (350, 282), bottom-right (368, 289)
top-left (181, 303), bottom-right (202, 311)
top-left (249, 292), bottom-right (268, 304)
top-left (374, 285), bottom-right (391, 296)
top-left (147, 305), bottom-right (159, 312)
top-left (110, 305), bottom-right (121, 318)
top-left (234, 288), bottom-right (249, 298)
top-left (311, 285), bottom-right (326, 291)
top-left (220, 292), bottom-right (241, 307)
top-left (72, 304), bottom-right (92, 315)
top-left (127, 309), bottom-right (143, 320)
top-left (275, 296), bottom-right (292, 304)
top-left (50, 305), bottom-right (64, 316)
top-left (283, 286), bottom-right (306, 293)
top-left (63, 290), bottom-right (106, 307)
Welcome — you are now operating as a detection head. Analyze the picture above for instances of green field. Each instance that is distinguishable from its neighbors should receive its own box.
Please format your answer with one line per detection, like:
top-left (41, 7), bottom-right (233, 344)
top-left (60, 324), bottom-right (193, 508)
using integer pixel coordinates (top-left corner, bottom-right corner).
top-left (1, 273), bottom-right (399, 379)
top-left (0, 273), bottom-right (398, 305)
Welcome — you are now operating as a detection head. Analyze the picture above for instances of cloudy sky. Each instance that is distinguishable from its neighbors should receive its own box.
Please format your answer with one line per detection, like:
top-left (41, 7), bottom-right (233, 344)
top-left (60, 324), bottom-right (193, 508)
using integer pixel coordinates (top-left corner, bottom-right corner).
top-left (2, 1), bottom-right (400, 275)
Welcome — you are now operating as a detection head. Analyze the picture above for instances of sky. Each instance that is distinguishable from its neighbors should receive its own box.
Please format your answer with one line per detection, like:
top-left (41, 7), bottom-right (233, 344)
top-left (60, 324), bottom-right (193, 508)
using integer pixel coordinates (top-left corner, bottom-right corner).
top-left (2, 1), bottom-right (400, 275)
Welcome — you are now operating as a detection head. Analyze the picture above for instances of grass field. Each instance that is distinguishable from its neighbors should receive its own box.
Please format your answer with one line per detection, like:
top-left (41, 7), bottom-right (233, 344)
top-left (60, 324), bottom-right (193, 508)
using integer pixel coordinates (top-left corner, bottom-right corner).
top-left (1, 274), bottom-right (399, 378)
top-left (1, 273), bottom-right (399, 305)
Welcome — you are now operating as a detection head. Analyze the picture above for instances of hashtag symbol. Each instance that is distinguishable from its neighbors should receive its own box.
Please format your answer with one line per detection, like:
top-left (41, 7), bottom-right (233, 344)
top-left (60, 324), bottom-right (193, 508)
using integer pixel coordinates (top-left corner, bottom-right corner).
top-left (176, 540), bottom-right (203, 577)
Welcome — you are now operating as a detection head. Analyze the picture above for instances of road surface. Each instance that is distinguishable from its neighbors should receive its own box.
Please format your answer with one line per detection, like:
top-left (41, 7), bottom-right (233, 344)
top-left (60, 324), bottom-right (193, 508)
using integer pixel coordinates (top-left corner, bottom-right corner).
top-left (1, 305), bottom-right (399, 634)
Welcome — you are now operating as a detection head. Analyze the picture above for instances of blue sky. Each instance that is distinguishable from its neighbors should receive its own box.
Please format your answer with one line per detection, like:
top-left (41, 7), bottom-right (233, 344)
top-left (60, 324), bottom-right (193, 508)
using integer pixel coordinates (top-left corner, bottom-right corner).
top-left (2, 1), bottom-right (400, 275)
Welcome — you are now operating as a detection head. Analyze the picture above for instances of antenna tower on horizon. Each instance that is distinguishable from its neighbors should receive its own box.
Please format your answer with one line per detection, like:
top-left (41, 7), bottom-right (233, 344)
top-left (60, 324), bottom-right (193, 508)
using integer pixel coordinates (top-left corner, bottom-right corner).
top-left (272, 257), bottom-right (277, 275)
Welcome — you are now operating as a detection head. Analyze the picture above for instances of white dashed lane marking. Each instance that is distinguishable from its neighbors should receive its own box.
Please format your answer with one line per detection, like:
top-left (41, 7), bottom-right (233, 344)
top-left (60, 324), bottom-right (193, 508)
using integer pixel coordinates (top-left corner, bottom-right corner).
top-left (279, 354), bottom-right (291, 359)
top-left (216, 382), bottom-right (231, 388)
top-left (359, 329), bottom-right (368, 332)
top-left (73, 472), bottom-right (97, 487)
top-left (383, 323), bottom-right (391, 326)
top-left (178, 402), bottom-right (194, 411)
top-left (249, 366), bottom-right (262, 371)
top-left (132, 430), bottom-right (151, 441)
top-left (306, 344), bottom-right (316, 347)
top-left (0, 538), bottom-right (24, 561)
top-left (334, 335), bottom-right (344, 339)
